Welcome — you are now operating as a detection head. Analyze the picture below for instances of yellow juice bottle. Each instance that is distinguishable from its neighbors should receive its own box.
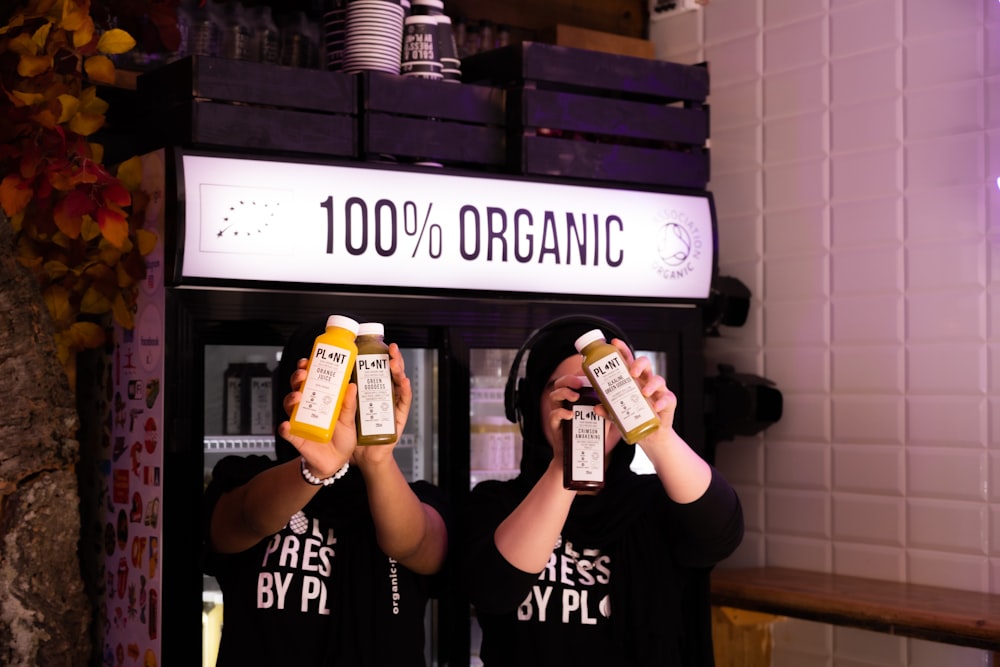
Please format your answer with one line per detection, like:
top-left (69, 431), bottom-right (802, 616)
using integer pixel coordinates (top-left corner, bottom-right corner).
top-left (574, 328), bottom-right (660, 445)
top-left (353, 322), bottom-right (397, 445)
top-left (288, 315), bottom-right (359, 443)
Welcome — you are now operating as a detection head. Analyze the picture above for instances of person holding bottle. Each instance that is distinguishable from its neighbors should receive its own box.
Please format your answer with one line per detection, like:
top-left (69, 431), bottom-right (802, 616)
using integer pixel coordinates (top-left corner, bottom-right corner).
top-left (203, 315), bottom-right (450, 666)
top-left (462, 314), bottom-right (744, 666)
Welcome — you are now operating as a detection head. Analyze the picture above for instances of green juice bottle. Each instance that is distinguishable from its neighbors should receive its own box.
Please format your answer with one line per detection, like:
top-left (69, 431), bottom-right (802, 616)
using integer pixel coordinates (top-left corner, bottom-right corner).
top-left (353, 322), bottom-right (397, 446)
top-left (288, 315), bottom-right (359, 443)
top-left (574, 328), bottom-right (660, 445)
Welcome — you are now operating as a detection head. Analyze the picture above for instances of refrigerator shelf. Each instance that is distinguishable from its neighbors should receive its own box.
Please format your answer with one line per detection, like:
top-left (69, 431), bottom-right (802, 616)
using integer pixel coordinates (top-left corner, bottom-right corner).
top-left (204, 435), bottom-right (276, 455)
top-left (204, 435), bottom-right (276, 476)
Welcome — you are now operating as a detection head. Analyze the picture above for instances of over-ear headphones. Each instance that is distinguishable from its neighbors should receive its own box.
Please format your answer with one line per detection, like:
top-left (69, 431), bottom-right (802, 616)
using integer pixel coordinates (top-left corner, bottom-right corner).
top-left (503, 314), bottom-right (634, 431)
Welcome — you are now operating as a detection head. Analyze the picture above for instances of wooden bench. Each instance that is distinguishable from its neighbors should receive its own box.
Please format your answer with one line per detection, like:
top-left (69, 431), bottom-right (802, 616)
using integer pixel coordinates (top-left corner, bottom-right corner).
top-left (710, 567), bottom-right (1000, 664)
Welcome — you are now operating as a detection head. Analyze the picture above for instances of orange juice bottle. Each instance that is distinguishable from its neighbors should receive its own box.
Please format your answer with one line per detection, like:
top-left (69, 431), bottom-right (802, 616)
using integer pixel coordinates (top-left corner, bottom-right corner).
top-left (288, 315), bottom-right (359, 442)
top-left (353, 322), bottom-right (397, 445)
top-left (574, 328), bottom-right (659, 445)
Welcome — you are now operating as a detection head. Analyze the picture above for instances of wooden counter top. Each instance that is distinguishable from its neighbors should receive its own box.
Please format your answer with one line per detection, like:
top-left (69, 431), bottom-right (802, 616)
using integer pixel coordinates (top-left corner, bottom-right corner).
top-left (711, 567), bottom-right (1000, 652)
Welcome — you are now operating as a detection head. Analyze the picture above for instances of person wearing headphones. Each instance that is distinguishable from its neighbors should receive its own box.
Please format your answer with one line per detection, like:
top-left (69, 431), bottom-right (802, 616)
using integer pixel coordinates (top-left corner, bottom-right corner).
top-left (461, 315), bottom-right (744, 666)
top-left (203, 315), bottom-right (450, 666)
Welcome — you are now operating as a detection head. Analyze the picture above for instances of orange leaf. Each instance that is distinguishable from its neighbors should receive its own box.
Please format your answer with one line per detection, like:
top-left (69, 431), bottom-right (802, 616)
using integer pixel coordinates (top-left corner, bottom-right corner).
top-left (56, 93), bottom-right (80, 124)
top-left (53, 331), bottom-right (74, 381)
top-left (115, 155), bottom-right (142, 191)
top-left (0, 174), bottom-right (33, 217)
top-left (16, 252), bottom-right (43, 272)
top-left (52, 209), bottom-right (83, 239)
top-left (68, 110), bottom-right (104, 136)
top-left (80, 285), bottom-right (112, 314)
top-left (97, 205), bottom-right (128, 248)
top-left (136, 229), bottom-right (157, 256)
top-left (0, 14), bottom-right (26, 35)
top-left (101, 182), bottom-right (130, 207)
top-left (61, 0), bottom-right (88, 32)
top-left (18, 52), bottom-right (53, 77)
top-left (96, 28), bottom-right (135, 55)
top-left (31, 106), bottom-right (60, 129)
top-left (99, 241), bottom-right (123, 266)
top-left (68, 320), bottom-right (106, 349)
top-left (81, 213), bottom-right (101, 241)
top-left (112, 291), bottom-right (135, 330)
top-left (43, 284), bottom-right (75, 329)
top-left (72, 15), bottom-right (95, 48)
top-left (78, 86), bottom-right (108, 114)
top-left (11, 89), bottom-right (45, 106)
top-left (31, 19), bottom-right (53, 49)
top-left (9, 32), bottom-right (38, 56)
top-left (83, 261), bottom-right (115, 284)
top-left (43, 259), bottom-right (70, 280)
top-left (8, 210), bottom-right (26, 233)
top-left (83, 54), bottom-right (115, 85)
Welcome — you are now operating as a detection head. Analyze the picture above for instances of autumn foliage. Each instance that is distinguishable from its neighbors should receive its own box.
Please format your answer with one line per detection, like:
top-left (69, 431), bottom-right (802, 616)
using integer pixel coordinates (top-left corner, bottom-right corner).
top-left (0, 0), bottom-right (157, 387)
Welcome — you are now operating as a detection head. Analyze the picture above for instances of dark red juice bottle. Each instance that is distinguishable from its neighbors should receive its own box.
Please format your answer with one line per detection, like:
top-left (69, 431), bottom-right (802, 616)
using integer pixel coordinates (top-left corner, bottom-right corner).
top-left (562, 377), bottom-right (605, 491)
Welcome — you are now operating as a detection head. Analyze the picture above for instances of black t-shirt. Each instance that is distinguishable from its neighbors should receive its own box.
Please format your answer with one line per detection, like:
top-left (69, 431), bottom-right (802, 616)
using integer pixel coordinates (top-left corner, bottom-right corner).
top-left (463, 467), bottom-right (744, 667)
top-left (203, 455), bottom-right (448, 667)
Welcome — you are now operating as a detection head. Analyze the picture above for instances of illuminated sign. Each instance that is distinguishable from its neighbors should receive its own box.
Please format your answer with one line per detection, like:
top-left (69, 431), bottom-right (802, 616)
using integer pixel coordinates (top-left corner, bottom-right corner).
top-left (178, 153), bottom-right (716, 300)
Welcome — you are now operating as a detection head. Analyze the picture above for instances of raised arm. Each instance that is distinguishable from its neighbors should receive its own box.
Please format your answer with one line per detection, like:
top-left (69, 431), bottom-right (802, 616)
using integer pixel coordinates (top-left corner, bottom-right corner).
top-left (353, 343), bottom-right (449, 574)
top-left (208, 359), bottom-right (356, 555)
top-left (612, 339), bottom-right (712, 503)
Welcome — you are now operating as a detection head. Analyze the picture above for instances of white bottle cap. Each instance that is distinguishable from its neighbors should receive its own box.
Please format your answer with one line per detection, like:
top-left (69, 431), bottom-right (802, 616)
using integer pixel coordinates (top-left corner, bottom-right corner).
top-left (326, 315), bottom-right (360, 335)
top-left (357, 322), bottom-right (384, 337)
top-left (574, 328), bottom-right (606, 353)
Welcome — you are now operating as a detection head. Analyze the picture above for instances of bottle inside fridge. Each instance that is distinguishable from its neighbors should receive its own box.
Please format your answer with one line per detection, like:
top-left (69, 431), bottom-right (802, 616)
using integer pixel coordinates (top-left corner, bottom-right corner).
top-left (469, 348), bottom-right (520, 489)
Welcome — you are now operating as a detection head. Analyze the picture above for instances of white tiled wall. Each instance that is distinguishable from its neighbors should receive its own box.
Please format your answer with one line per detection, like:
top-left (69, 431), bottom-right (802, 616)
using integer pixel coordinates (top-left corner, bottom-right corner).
top-left (652, 0), bottom-right (997, 664)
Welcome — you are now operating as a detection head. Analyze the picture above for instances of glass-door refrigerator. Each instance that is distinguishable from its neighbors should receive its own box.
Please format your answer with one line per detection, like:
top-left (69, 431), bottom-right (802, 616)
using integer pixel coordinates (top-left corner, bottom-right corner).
top-left (93, 147), bottom-right (717, 667)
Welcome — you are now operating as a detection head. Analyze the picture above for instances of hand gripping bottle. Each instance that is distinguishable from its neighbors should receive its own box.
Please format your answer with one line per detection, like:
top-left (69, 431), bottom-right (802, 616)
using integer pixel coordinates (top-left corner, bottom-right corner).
top-left (353, 322), bottom-right (398, 445)
top-left (562, 376), bottom-right (605, 491)
top-left (574, 328), bottom-right (660, 445)
top-left (288, 315), bottom-right (359, 443)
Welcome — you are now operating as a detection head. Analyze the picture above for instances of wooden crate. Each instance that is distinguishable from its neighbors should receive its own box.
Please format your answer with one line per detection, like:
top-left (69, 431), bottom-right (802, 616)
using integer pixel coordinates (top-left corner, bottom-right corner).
top-left (137, 56), bottom-right (357, 157)
top-left (537, 24), bottom-right (655, 59)
top-left (359, 71), bottom-right (506, 170)
top-left (461, 42), bottom-right (710, 189)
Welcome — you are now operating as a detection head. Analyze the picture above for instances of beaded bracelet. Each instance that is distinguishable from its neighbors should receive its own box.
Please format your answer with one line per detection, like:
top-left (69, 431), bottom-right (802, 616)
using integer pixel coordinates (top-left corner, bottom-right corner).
top-left (300, 457), bottom-right (350, 486)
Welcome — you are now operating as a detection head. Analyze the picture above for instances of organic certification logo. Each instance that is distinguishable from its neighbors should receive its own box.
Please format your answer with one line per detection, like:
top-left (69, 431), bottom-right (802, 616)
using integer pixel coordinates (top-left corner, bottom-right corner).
top-left (199, 184), bottom-right (290, 254)
top-left (653, 208), bottom-right (704, 281)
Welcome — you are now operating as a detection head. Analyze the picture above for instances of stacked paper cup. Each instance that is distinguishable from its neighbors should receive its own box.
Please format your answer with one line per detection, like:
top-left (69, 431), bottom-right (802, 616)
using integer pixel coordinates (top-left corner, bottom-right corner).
top-left (341, 0), bottom-right (406, 74)
top-left (400, 14), bottom-right (442, 80)
top-left (323, 0), bottom-right (346, 71)
top-left (406, 0), bottom-right (459, 81)
top-left (436, 14), bottom-right (461, 82)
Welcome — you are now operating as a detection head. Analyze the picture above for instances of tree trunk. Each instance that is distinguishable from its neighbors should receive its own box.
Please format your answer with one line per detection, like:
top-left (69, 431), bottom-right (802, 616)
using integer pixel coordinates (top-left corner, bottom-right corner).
top-left (0, 215), bottom-right (91, 666)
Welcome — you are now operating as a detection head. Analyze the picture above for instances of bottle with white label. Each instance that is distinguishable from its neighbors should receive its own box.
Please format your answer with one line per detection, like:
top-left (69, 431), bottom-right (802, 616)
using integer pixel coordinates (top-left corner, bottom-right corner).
top-left (288, 315), bottom-right (359, 443)
top-left (562, 376), bottom-right (605, 491)
top-left (574, 328), bottom-right (660, 445)
top-left (222, 360), bottom-right (245, 434)
top-left (353, 322), bottom-right (397, 446)
top-left (245, 354), bottom-right (273, 435)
